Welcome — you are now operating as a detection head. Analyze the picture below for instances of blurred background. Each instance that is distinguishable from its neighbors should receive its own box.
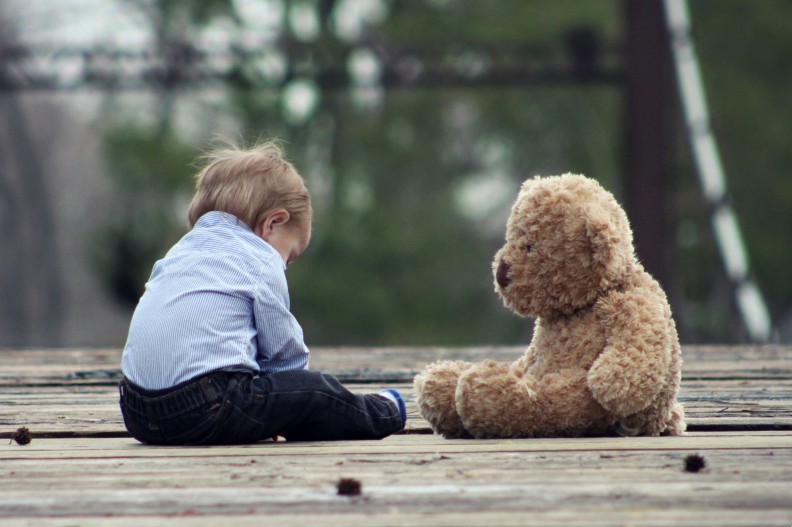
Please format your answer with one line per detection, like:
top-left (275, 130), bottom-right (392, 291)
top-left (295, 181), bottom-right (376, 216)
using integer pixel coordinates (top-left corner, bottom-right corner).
top-left (1, 0), bottom-right (790, 349)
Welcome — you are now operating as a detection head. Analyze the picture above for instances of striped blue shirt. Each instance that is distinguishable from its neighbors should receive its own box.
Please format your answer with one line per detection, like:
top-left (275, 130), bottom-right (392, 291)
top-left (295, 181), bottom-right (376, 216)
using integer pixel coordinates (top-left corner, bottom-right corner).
top-left (121, 211), bottom-right (309, 390)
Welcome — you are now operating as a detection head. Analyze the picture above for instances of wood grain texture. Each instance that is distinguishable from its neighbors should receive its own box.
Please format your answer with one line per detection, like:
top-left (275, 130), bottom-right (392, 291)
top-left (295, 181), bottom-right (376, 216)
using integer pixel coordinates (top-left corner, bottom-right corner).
top-left (3, 345), bottom-right (790, 386)
top-left (1, 434), bottom-right (791, 525)
top-left (1, 346), bottom-right (791, 526)
top-left (4, 381), bottom-right (792, 437)
top-left (4, 379), bottom-right (792, 437)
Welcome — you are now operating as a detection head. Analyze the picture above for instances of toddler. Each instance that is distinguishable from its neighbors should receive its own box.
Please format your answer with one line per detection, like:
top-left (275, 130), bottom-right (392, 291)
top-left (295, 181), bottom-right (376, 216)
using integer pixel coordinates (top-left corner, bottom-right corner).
top-left (119, 141), bottom-right (406, 445)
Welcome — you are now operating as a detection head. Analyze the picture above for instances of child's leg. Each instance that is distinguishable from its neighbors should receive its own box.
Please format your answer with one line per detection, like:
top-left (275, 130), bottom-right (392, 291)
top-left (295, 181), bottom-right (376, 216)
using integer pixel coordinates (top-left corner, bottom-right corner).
top-left (119, 374), bottom-right (230, 445)
top-left (225, 369), bottom-right (405, 442)
top-left (120, 370), bottom-right (404, 445)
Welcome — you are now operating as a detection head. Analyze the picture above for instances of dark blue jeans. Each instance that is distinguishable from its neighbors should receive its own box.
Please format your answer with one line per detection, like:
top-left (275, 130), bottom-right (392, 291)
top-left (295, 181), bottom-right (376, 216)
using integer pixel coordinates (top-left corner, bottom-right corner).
top-left (119, 370), bottom-right (403, 445)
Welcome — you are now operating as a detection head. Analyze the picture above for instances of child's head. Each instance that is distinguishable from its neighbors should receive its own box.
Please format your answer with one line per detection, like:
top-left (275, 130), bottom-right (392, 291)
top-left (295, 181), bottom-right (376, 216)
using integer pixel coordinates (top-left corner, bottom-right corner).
top-left (188, 140), bottom-right (312, 233)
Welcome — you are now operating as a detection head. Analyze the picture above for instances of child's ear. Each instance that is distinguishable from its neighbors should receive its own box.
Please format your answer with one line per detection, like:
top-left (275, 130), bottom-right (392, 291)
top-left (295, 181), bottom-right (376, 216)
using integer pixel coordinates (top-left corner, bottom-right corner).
top-left (256, 209), bottom-right (290, 238)
top-left (269, 210), bottom-right (290, 226)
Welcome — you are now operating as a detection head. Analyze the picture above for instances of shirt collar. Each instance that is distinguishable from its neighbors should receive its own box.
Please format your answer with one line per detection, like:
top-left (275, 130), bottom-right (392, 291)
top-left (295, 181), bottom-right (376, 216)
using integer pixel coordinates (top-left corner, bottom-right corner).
top-left (194, 211), bottom-right (286, 270)
top-left (195, 211), bottom-right (253, 232)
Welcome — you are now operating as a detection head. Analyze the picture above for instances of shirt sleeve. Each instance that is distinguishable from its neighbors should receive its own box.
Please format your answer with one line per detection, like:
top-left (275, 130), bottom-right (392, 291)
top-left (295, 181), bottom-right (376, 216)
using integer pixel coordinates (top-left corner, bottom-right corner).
top-left (252, 263), bottom-right (310, 373)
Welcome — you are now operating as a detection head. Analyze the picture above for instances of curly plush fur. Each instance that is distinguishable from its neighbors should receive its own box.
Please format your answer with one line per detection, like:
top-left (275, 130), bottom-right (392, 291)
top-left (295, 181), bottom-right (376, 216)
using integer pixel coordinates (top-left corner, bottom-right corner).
top-left (414, 174), bottom-right (685, 438)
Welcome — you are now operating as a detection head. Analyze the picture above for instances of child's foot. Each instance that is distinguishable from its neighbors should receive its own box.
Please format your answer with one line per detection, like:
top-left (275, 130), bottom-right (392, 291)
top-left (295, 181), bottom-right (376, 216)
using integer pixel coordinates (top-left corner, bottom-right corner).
top-left (379, 388), bottom-right (407, 428)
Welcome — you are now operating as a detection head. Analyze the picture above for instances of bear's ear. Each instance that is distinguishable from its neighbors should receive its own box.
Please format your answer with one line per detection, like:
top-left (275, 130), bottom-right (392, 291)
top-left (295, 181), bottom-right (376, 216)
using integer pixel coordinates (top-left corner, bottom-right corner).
top-left (518, 175), bottom-right (542, 197)
top-left (584, 204), bottom-right (617, 273)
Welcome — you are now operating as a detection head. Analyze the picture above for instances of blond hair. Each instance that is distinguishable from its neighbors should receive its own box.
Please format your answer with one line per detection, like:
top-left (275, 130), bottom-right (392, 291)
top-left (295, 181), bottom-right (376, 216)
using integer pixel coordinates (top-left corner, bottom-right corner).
top-left (187, 140), bottom-right (312, 229)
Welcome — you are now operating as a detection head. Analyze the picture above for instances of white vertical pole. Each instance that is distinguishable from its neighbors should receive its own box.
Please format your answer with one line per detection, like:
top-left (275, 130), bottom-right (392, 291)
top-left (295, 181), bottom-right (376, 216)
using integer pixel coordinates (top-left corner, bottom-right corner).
top-left (663, 0), bottom-right (772, 342)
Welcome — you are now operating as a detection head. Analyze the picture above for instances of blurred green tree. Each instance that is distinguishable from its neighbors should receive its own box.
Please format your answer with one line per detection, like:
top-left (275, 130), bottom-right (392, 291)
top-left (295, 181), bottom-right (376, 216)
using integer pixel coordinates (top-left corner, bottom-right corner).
top-left (686, 0), bottom-right (792, 331)
top-left (93, 126), bottom-right (197, 306)
top-left (93, 0), bottom-right (792, 344)
top-left (95, 0), bottom-right (625, 345)
top-left (222, 0), bottom-right (623, 344)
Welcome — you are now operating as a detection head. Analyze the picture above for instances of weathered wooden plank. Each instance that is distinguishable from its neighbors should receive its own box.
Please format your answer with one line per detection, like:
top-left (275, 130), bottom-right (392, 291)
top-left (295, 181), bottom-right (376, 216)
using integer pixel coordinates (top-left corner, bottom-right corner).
top-left (682, 345), bottom-right (792, 361)
top-left (0, 342), bottom-right (790, 527)
top-left (3, 433), bottom-right (792, 460)
top-left (2, 346), bottom-right (791, 439)
top-left (2, 344), bottom-right (787, 366)
top-left (1, 346), bottom-right (790, 387)
top-left (1, 480), bottom-right (790, 518)
top-left (4, 434), bottom-right (791, 471)
top-left (4, 379), bottom-right (792, 438)
top-left (2, 510), bottom-right (792, 527)
top-left (2, 481), bottom-right (790, 513)
top-left (1, 436), bottom-right (791, 526)
top-left (0, 348), bottom-right (119, 365)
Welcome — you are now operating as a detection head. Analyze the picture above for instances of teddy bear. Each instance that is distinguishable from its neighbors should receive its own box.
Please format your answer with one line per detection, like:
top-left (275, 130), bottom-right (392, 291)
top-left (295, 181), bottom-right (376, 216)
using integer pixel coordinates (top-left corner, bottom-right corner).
top-left (414, 173), bottom-right (685, 438)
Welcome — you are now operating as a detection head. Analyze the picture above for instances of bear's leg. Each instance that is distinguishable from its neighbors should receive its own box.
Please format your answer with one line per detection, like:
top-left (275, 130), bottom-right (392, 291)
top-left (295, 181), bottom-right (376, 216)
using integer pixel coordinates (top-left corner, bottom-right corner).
top-left (457, 363), bottom-right (609, 438)
top-left (630, 389), bottom-right (686, 437)
top-left (455, 360), bottom-right (539, 438)
top-left (414, 360), bottom-right (473, 438)
top-left (660, 401), bottom-right (686, 436)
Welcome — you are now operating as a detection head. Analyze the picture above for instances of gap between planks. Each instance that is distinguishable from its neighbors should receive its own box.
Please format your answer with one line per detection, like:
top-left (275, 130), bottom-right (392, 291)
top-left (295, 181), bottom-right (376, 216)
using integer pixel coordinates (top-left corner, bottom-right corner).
top-left (3, 432), bottom-right (792, 460)
top-left (1, 511), bottom-right (792, 527)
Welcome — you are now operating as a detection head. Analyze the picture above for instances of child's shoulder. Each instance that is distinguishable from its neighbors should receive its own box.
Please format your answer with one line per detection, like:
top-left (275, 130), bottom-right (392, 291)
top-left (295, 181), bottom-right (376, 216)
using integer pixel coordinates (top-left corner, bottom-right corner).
top-left (176, 221), bottom-right (281, 272)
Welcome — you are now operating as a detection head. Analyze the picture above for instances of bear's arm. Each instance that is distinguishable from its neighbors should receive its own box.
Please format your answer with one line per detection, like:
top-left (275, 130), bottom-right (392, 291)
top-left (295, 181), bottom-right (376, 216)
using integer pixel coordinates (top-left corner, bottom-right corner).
top-left (586, 288), bottom-right (672, 417)
top-left (513, 344), bottom-right (536, 372)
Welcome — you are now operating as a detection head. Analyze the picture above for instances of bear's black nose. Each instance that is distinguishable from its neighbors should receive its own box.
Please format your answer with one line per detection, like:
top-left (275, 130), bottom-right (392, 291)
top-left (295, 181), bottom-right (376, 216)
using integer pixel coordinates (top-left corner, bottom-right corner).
top-left (496, 260), bottom-right (511, 288)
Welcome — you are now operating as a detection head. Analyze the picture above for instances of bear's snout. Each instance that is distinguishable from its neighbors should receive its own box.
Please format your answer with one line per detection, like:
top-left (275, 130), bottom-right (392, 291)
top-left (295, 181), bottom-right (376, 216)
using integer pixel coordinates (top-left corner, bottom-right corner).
top-left (496, 260), bottom-right (511, 288)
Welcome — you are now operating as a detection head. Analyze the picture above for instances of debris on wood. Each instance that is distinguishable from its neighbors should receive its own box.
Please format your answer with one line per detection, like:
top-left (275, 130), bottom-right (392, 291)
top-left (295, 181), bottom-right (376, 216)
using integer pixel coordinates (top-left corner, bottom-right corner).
top-left (684, 453), bottom-right (706, 473)
top-left (337, 477), bottom-right (362, 496)
top-left (10, 427), bottom-right (32, 446)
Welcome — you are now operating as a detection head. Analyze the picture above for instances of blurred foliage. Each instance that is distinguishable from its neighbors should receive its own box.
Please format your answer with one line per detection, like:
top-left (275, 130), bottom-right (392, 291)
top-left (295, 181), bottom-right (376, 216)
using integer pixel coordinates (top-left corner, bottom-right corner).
top-left (123, 0), bottom-right (238, 30)
top-left (93, 125), bottom-right (197, 306)
top-left (382, 1), bottom-right (619, 45)
top-left (662, 0), bottom-right (792, 340)
top-left (280, 85), bottom-right (624, 344)
top-left (103, 126), bottom-right (197, 193)
top-left (227, 0), bottom-right (621, 345)
top-left (94, 0), bottom-right (792, 343)
top-left (688, 0), bottom-right (792, 318)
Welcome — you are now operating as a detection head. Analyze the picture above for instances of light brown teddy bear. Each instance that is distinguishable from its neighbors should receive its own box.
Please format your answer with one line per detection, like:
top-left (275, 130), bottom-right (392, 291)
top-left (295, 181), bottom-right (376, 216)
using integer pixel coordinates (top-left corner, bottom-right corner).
top-left (414, 173), bottom-right (685, 438)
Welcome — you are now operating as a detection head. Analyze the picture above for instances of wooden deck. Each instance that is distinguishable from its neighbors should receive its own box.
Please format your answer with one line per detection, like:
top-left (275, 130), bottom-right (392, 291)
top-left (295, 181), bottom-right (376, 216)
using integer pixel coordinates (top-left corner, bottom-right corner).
top-left (2, 345), bottom-right (791, 526)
